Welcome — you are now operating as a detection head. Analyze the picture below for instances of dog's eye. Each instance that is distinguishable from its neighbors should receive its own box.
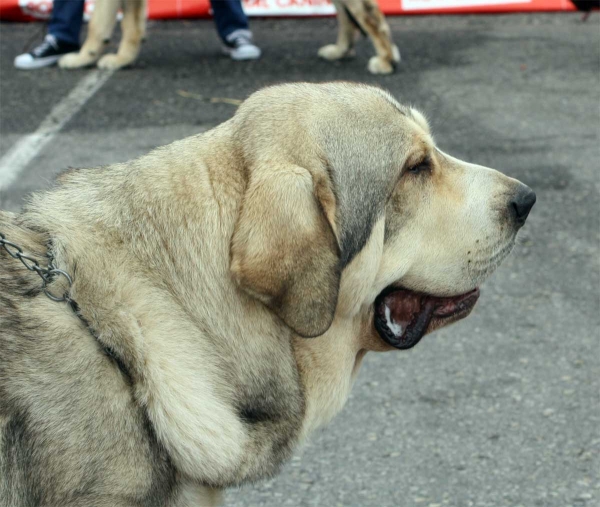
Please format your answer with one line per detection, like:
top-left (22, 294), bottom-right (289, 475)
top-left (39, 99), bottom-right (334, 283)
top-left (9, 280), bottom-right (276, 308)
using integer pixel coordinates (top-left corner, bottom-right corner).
top-left (406, 158), bottom-right (431, 175)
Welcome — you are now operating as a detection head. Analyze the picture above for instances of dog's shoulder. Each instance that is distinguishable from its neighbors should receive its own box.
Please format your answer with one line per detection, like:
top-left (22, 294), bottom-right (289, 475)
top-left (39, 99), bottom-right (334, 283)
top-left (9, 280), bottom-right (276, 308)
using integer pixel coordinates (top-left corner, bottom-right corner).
top-left (0, 210), bottom-right (181, 506)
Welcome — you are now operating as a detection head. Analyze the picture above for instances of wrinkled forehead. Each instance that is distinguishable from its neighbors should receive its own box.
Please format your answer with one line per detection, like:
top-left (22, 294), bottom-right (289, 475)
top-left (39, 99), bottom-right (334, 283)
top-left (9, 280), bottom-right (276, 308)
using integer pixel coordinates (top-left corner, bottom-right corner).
top-left (316, 89), bottom-right (432, 267)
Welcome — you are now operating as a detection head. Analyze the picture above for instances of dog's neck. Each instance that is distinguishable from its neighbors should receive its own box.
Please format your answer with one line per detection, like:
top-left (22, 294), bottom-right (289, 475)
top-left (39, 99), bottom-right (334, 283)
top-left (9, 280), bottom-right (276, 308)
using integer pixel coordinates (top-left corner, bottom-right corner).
top-left (21, 124), bottom-right (366, 487)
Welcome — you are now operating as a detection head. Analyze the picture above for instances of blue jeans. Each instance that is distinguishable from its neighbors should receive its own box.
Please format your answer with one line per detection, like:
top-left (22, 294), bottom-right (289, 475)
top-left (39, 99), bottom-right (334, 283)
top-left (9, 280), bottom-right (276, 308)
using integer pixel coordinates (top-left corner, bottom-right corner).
top-left (48, 0), bottom-right (84, 47)
top-left (210, 0), bottom-right (252, 44)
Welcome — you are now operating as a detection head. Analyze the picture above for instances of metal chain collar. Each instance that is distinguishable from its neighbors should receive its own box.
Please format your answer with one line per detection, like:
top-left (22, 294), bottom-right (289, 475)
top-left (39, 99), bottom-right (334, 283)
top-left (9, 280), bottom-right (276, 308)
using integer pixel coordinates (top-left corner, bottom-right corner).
top-left (0, 231), bottom-right (73, 303)
top-left (1, 231), bottom-right (133, 380)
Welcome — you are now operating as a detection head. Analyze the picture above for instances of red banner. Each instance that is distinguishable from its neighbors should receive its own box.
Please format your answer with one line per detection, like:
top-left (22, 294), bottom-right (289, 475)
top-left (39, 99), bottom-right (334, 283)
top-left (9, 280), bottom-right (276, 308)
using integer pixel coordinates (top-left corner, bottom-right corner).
top-left (0, 0), bottom-right (576, 22)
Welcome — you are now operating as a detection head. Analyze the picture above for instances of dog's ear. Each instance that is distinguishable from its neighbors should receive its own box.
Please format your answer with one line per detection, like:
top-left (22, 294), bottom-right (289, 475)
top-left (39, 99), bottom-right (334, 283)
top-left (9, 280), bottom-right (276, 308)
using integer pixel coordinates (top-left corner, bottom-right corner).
top-left (230, 163), bottom-right (341, 338)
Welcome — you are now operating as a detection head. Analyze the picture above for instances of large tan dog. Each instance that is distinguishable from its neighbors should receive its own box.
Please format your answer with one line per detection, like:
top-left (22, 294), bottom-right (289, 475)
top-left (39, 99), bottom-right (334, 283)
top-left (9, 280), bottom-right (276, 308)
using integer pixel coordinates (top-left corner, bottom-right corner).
top-left (0, 83), bottom-right (535, 506)
top-left (58, 0), bottom-right (400, 74)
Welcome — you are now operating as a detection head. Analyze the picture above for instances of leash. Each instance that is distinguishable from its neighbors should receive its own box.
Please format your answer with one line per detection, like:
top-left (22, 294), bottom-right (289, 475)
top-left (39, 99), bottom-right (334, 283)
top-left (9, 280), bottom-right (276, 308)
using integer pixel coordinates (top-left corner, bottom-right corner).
top-left (0, 230), bottom-right (134, 383)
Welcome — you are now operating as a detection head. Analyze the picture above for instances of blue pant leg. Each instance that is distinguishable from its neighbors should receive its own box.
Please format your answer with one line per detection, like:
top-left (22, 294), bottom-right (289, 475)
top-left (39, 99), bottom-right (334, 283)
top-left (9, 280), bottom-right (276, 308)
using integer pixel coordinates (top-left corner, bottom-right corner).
top-left (48, 0), bottom-right (85, 46)
top-left (210, 0), bottom-right (250, 44)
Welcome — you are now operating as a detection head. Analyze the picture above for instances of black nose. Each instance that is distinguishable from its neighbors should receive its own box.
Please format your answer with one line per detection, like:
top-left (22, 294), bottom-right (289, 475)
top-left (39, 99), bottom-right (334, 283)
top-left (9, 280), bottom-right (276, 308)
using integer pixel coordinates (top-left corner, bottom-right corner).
top-left (510, 184), bottom-right (536, 226)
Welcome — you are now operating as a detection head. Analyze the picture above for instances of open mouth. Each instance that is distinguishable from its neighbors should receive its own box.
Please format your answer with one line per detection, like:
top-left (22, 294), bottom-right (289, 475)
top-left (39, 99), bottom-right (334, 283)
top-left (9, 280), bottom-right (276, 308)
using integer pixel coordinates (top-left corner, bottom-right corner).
top-left (374, 287), bottom-right (480, 350)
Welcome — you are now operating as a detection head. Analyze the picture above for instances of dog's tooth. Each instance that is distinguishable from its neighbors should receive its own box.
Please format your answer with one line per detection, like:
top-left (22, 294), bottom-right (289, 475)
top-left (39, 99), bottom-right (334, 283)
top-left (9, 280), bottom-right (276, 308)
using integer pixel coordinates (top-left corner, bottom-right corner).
top-left (384, 305), bottom-right (403, 336)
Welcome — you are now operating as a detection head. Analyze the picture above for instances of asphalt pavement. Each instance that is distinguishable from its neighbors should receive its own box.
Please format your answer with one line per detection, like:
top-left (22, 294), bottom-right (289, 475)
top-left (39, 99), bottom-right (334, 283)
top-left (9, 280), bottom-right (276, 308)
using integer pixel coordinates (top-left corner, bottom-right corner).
top-left (0, 13), bottom-right (599, 507)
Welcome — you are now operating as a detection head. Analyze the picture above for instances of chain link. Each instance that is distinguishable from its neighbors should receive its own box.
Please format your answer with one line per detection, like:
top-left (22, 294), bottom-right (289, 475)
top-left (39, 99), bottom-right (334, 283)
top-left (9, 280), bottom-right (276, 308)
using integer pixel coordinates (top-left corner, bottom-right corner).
top-left (0, 231), bottom-right (73, 303)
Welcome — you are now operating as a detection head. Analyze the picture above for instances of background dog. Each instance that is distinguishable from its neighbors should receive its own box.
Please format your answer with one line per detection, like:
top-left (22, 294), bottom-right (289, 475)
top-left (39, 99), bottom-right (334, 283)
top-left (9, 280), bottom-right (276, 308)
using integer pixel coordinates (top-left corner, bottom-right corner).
top-left (0, 83), bottom-right (534, 505)
top-left (58, 0), bottom-right (400, 74)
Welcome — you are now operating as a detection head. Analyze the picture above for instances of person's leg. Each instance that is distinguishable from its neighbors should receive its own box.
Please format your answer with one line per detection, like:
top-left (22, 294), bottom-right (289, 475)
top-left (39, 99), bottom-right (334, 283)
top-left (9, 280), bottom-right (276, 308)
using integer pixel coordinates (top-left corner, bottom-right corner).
top-left (14, 0), bottom-right (83, 69)
top-left (48, 0), bottom-right (85, 46)
top-left (210, 0), bottom-right (250, 43)
top-left (210, 0), bottom-right (261, 60)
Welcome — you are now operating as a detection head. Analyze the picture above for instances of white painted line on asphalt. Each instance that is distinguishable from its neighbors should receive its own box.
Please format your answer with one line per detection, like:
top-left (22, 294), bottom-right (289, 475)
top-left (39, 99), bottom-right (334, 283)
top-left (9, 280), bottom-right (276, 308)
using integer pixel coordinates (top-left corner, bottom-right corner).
top-left (0, 69), bottom-right (114, 191)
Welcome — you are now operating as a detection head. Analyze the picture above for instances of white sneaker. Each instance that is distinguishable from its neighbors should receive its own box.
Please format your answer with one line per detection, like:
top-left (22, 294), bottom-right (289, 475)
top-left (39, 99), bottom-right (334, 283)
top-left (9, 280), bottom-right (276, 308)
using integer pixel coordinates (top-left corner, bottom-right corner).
top-left (223, 34), bottom-right (261, 61)
top-left (14, 34), bottom-right (80, 70)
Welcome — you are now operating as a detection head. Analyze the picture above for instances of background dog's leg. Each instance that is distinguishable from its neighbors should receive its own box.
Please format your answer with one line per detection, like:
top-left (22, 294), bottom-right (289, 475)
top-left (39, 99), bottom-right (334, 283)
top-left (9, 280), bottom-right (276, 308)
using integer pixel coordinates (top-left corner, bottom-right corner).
top-left (59, 0), bottom-right (120, 69)
top-left (98, 0), bottom-right (147, 70)
top-left (318, 0), bottom-right (357, 61)
top-left (340, 0), bottom-right (400, 75)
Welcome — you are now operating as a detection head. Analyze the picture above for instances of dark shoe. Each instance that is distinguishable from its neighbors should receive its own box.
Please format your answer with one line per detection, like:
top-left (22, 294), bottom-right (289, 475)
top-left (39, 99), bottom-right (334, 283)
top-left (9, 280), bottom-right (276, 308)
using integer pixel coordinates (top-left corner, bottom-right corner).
top-left (14, 35), bottom-right (80, 70)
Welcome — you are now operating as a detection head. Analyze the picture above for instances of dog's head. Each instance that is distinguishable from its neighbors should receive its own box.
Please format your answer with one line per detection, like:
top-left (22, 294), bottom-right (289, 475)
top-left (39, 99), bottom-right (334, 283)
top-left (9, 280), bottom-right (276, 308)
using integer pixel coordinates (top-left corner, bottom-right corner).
top-left (230, 83), bottom-right (535, 349)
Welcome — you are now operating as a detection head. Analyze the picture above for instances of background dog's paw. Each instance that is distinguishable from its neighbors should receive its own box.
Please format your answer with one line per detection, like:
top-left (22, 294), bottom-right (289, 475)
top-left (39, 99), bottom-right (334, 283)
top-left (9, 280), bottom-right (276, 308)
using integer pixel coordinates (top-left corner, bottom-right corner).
top-left (97, 54), bottom-right (132, 70)
top-left (318, 44), bottom-right (354, 61)
top-left (59, 52), bottom-right (98, 69)
top-left (392, 44), bottom-right (401, 63)
top-left (368, 56), bottom-right (394, 75)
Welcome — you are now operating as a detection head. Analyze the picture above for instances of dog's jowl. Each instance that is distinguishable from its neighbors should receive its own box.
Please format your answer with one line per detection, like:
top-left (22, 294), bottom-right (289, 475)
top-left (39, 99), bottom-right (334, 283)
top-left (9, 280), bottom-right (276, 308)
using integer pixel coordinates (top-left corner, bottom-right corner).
top-left (0, 83), bottom-right (535, 506)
